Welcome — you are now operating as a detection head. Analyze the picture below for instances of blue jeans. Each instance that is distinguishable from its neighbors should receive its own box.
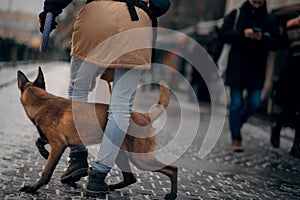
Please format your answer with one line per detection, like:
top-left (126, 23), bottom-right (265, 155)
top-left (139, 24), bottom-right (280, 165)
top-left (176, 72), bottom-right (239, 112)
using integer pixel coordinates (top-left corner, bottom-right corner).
top-left (229, 88), bottom-right (261, 141)
top-left (68, 57), bottom-right (142, 173)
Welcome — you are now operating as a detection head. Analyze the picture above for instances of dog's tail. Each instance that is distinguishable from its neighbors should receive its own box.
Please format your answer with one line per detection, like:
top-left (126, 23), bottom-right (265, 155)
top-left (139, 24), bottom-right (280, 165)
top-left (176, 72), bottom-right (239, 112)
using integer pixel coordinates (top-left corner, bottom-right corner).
top-left (157, 81), bottom-right (170, 109)
top-left (148, 81), bottom-right (170, 122)
top-left (131, 81), bottom-right (170, 126)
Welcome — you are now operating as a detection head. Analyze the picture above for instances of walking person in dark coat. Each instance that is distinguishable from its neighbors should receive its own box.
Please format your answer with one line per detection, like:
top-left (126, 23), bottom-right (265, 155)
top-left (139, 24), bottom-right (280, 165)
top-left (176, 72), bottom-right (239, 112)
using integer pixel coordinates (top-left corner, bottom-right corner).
top-left (218, 0), bottom-right (280, 152)
top-left (271, 15), bottom-right (300, 159)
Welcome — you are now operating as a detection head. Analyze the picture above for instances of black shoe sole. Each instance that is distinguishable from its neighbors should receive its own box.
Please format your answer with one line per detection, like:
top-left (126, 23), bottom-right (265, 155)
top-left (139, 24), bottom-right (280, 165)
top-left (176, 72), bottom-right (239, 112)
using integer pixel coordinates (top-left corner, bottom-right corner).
top-left (85, 190), bottom-right (109, 198)
top-left (232, 148), bottom-right (244, 153)
top-left (60, 168), bottom-right (88, 183)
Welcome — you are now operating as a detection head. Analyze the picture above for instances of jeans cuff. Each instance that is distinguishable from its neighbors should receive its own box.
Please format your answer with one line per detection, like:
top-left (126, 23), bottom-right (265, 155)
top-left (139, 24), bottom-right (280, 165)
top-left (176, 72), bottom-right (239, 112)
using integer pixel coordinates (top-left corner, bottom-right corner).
top-left (91, 161), bottom-right (111, 174)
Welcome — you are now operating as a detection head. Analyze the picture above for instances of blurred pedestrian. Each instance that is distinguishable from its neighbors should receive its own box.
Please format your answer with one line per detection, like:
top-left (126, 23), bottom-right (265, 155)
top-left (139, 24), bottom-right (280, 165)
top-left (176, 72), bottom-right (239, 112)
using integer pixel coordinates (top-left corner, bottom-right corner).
top-left (218, 0), bottom-right (280, 152)
top-left (271, 15), bottom-right (300, 159)
top-left (38, 0), bottom-right (161, 197)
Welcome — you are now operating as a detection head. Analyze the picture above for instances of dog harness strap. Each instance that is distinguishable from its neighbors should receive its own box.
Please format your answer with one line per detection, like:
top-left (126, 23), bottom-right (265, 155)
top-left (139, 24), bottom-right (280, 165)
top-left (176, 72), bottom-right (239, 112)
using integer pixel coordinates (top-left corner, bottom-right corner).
top-left (126, 0), bottom-right (139, 21)
top-left (122, 0), bottom-right (156, 20)
top-left (114, 0), bottom-right (139, 21)
top-left (87, 0), bottom-right (155, 21)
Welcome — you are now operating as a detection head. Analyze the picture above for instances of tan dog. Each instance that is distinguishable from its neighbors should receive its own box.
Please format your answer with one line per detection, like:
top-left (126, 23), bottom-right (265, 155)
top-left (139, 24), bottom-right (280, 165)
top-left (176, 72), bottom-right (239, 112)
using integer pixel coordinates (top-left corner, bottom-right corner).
top-left (17, 67), bottom-right (177, 200)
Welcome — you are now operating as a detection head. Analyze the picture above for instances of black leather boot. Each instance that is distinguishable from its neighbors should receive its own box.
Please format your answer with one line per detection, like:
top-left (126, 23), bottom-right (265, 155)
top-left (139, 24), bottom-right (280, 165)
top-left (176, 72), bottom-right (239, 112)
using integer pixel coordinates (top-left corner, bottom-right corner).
top-left (290, 137), bottom-right (300, 159)
top-left (291, 113), bottom-right (300, 159)
top-left (86, 167), bottom-right (109, 198)
top-left (60, 151), bottom-right (88, 183)
top-left (270, 125), bottom-right (281, 148)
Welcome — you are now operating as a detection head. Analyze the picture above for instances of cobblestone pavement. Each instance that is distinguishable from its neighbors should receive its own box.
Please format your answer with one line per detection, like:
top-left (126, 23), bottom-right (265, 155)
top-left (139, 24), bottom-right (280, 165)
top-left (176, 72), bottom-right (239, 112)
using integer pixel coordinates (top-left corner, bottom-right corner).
top-left (1, 62), bottom-right (300, 199)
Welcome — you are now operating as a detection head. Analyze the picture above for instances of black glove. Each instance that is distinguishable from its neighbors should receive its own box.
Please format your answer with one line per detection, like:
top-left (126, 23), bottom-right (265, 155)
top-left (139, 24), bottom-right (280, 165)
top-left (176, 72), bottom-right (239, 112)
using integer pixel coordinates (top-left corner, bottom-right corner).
top-left (38, 11), bottom-right (58, 33)
top-left (39, 0), bottom-right (73, 33)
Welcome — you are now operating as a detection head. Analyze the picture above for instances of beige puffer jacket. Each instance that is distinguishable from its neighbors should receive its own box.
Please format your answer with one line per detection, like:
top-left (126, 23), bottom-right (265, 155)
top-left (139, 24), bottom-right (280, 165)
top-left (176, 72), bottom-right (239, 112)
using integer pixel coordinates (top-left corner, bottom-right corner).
top-left (70, 0), bottom-right (153, 70)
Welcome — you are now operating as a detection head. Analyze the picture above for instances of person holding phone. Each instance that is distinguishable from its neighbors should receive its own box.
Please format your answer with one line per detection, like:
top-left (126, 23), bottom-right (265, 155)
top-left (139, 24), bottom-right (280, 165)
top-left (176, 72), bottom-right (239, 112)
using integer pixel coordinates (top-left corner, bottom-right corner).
top-left (218, 0), bottom-right (280, 152)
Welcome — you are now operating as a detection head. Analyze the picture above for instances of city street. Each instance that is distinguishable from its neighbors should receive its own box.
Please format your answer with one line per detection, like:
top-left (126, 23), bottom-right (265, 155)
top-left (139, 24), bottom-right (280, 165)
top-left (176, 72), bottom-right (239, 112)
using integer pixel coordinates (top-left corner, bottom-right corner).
top-left (0, 62), bottom-right (300, 200)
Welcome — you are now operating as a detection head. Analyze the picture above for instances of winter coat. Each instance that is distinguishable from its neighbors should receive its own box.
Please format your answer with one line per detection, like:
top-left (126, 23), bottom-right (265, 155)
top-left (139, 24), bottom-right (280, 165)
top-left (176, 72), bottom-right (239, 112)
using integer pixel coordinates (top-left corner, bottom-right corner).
top-left (219, 1), bottom-right (280, 90)
top-left (275, 23), bottom-right (300, 109)
top-left (71, 0), bottom-right (152, 69)
top-left (43, 0), bottom-right (153, 69)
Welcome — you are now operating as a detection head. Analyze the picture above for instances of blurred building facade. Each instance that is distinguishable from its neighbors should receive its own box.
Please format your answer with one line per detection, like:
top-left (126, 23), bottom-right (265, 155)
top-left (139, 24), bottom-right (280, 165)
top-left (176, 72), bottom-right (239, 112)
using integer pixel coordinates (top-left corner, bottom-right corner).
top-left (0, 11), bottom-right (41, 62)
top-left (0, 0), bottom-right (299, 63)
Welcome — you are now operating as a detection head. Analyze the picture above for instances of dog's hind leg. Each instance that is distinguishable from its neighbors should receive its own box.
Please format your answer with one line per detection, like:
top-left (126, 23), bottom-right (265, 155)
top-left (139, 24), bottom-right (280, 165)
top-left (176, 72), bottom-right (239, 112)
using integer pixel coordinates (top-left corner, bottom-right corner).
top-left (35, 137), bottom-right (49, 159)
top-left (130, 155), bottom-right (178, 200)
top-left (108, 150), bottom-right (137, 191)
top-left (154, 164), bottom-right (178, 200)
top-left (20, 143), bottom-right (66, 193)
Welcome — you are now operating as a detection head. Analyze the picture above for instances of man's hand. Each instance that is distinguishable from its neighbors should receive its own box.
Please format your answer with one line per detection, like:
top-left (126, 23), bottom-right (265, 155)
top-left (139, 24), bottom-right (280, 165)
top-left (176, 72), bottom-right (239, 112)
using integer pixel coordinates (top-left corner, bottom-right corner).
top-left (286, 16), bottom-right (300, 29)
top-left (38, 11), bottom-right (57, 33)
top-left (244, 28), bottom-right (262, 40)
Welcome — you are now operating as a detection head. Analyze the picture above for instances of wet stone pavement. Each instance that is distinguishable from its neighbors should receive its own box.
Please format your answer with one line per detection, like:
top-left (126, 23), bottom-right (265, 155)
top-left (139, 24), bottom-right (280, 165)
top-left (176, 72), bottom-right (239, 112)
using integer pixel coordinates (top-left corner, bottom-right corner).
top-left (1, 130), bottom-right (300, 200)
top-left (1, 63), bottom-right (300, 199)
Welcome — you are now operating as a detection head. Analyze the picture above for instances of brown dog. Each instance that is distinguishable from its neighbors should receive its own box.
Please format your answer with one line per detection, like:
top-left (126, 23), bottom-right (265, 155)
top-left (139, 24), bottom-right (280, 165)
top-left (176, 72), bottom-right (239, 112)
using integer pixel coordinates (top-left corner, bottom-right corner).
top-left (17, 67), bottom-right (177, 200)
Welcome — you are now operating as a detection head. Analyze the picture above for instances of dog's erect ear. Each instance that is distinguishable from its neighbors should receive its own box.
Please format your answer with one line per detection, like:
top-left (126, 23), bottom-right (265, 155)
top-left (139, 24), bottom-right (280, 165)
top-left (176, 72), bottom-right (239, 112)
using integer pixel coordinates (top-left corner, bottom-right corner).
top-left (17, 70), bottom-right (29, 92)
top-left (33, 67), bottom-right (46, 90)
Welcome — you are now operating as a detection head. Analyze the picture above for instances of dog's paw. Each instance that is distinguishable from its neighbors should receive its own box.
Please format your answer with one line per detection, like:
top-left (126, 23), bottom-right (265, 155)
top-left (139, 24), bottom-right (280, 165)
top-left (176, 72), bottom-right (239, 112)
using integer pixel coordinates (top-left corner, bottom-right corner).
top-left (40, 149), bottom-right (49, 160)
top-left (164, 193), bottom-right (177, 200)
top-left (108, 178), bottom-right (137, 191)
top-left (19, 185), bottom-right (37, 193)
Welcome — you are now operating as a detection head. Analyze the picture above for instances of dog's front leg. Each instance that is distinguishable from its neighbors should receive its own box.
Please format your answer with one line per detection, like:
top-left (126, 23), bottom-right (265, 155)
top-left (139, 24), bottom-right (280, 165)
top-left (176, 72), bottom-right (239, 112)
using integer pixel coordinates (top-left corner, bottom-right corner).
top-left (20, 143), bottom-right (66, 193)
top-left (35, 138), bottom-right (49, 159)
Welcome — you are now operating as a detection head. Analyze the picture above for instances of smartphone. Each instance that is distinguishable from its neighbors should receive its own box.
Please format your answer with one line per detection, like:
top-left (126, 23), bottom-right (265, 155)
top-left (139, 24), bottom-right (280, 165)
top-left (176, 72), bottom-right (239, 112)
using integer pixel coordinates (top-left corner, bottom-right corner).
top-left (253, 27), bottom-right (262, 33)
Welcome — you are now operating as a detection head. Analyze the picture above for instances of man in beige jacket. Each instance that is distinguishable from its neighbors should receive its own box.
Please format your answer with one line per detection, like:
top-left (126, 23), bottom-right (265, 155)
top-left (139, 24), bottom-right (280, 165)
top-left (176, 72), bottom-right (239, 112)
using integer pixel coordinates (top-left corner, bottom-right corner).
top-left (39, 0), bottom-right (153, 197)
